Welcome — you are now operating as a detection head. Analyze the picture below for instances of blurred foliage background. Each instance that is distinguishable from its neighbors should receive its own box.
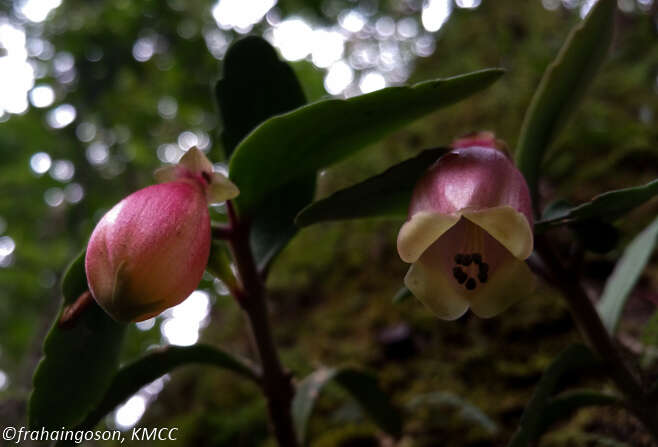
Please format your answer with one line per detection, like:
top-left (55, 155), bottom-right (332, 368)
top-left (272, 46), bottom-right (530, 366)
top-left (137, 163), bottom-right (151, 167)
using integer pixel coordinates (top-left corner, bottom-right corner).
top-left (0, 0), bottom-right (656, 445)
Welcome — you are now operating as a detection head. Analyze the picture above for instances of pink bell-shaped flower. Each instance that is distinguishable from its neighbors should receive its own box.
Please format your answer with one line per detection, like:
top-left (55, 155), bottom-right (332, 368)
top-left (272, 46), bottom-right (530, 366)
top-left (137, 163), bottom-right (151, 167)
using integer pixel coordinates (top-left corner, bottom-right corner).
top-left (397, 133), bottom-right (535, 319)
top-left (85, 148), bottom-right (238, 322)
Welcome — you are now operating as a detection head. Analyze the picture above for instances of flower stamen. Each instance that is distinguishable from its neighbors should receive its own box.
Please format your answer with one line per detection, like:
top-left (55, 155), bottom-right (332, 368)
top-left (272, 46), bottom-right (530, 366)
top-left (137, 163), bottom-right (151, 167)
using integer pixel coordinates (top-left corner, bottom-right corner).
top-left (452, 250), bottom-right (488, 290)
top-left (452, 266), bottom-right (468, 284)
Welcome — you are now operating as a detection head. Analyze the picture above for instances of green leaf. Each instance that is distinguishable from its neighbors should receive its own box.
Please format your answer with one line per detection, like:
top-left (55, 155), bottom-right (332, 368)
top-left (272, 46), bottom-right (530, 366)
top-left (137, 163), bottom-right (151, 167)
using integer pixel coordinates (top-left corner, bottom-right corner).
top-left (539, 389), bottom-right (619, 433)
top-left (392, 286), bottom-right (413, 304)
top-left (28, 250), bottom-right (127, 429)
top-left (292, 367), bottom-right (402, 445)
top-left (535, 179), bottom-right (658, 232)
top-left (641, 310), bottom-right (658, 347)
top-left (507, 344), bottom-right (600, 447)
top-left (597, 216), bottom-right (658, 334)
top-left (76, 344), bottom-right (260, 432)
top-left (539, 199), bottom-right (575, 223)
top-left (216, 36), bottom-right (306, 158)
top-left (207, 240), bottom-right (239, 292)
top-left (250, 176), bottom-right (316, 272)
top-left (296, 148), bottom-right (447, 227)
top-left (406, 391), bottom-right (498, 434)
top-left (60, 249), bottom-right (89, 304)
top-left (515, 0), bottom-right (615, 199)
top-left (230, 68), bottom-right (504, 215)
top-left (216, 36), bottom-right (314, 271)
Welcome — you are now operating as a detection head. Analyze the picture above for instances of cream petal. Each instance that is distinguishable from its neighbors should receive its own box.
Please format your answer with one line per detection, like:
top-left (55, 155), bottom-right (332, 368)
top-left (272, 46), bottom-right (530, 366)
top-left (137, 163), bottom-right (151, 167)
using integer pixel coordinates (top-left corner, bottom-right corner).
top-left (463, 206), bottom-right (533, 260)
top-left (397, 211), bottom-right (460, 263)
top-left (153, 165), bottom-right (178, 183)
top-left (404, 260), bottom-right (470, 320)
top-left (469, 257), bottom-right (535, 318)
top-left (415, 216), bottom-right (535, 319)
top-left (178, 147), bottom-right (214, 174)
top-left (208, 172), bottom-right (240, 203)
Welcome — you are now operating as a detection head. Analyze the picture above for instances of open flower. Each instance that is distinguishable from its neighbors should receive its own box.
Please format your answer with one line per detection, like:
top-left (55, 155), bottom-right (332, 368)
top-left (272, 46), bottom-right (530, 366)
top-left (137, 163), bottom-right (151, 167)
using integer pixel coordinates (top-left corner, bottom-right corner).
top-left (397, 133), bottom-right (535, 319)
top-left (85, 148), bottom-right (238, 322)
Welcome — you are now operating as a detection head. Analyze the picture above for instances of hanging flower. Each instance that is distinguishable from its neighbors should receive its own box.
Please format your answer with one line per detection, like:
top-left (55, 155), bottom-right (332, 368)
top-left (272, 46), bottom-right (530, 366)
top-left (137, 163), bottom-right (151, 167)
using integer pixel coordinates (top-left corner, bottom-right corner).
top-left (397, 132), bottom-right (535, 319)
top-left (85, 148), bottom-right (238, 322)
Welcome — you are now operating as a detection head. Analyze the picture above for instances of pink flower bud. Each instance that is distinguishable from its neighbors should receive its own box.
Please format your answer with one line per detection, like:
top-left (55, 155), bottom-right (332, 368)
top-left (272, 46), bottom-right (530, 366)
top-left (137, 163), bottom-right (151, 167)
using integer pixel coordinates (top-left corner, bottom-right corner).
top-left (85, 148), bottom-right (238, 322)
top-left (397, 133), bottom-right (535, 319)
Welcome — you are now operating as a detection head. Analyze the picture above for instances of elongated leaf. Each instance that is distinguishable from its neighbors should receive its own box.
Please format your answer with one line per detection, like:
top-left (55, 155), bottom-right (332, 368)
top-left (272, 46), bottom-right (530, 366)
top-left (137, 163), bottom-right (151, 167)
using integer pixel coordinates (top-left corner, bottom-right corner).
top-left (29, 250), bottom-right (127, 429)
top-left (641, 310), bottom-right (658, 348)
top-left (296, 148), bottom-right (447, 227)
top-left (539, 389), bottom-right (619, 433)
top-left (515, 0), bottom-right (615, 198)
top-left (536, 179), bottom-right (658, 232)
top-left (393, 286), bottom-right (413, 304)
top-left (407, 391), bottom-right (498, 434)
top-left (76, 344), bottom-right (260, 431)
top-left (507, 344), bottom-right (600, 447)
top-left (292, 367), bottom-right (402, 445)
top-left (250, 176), bottom-right (315, 271)
top-left (60, 249), bottom-right (89, 301)
top-left (598, 216), bottom-right (658, 334)
top-left (216, 35), bottom-right (306, 158)
top-left (216, 36), bottom-right (314, 271)
top-left (230, 68), bottom-right (504, 215)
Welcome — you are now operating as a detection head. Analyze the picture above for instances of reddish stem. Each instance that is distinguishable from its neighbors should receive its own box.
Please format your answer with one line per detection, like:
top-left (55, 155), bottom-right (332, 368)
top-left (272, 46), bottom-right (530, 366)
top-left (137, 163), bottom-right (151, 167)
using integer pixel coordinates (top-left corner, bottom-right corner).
top-left (211, 223), bottom-right (233, 240)
top-left (224, 201), bottom-right (299, 447)
top-left (535, 234), bottom-right (658, 437)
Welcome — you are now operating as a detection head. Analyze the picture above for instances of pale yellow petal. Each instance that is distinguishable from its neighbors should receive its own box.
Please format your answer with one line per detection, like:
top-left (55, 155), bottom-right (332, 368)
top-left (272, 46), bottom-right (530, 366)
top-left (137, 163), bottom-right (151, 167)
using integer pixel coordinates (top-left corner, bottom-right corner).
top-left (153, 166), bottom-right (178, 184)
top-left (397, 211), bottom-right (460, 263)
top-left (208, 172), bottom-right (239, 203)
top-left (468, 257), bottom-right (536, 318)
top-left (178, 147), bottom-right (214, 174)
top-left (463, 206), bottom-right (533, 260)
top-left (404, 261), bottom-right (470, 320)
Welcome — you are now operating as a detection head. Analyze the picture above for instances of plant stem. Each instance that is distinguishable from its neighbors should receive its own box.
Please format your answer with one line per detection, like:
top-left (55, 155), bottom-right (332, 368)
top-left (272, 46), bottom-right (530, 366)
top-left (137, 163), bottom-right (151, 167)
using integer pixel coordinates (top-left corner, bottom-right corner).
top-left (225, 201), bottom-right (299, 447)
top-left (535, 234), bottom-right (658, 437)
top-left (211, 222), bottom-right (233, 240)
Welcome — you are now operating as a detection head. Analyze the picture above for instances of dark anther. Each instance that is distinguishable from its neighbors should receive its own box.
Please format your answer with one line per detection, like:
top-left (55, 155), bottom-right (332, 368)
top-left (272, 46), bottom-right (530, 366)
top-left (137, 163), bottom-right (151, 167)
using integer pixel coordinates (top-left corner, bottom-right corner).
top-left (472, 253), bottom-right (482, 264)
top-left (478, 272), bottom-right (488, 283)
top-left (454, 254), bottom-right (464, 265)
top-left (462, 254), bottom-right (472, 266)
top-left (201, 171), bottom-right (212, 184)
top-left (453, 267), bottom-right (467, 284)
top-left (465, 278), bottom-right (476, 290)
top-left (479, 262), bottom-right (489, 274)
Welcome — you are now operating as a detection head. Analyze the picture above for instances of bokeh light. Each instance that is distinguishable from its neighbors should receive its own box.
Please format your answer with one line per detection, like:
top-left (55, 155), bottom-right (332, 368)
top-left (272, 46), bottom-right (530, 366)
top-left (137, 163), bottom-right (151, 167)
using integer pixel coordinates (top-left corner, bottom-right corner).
top-left (114, 395), bottom-right (146, 430)
top-left (0, 21), bottom-right (34, 114)
top-left (271, 18), bottom-right (314, 61)
top-left (0, 370), bottom-right (8, 391)
top-left (160, 290), bottom-right (210, 346)
top-left (29, 85), bottom-right (55, 108)
top-left (359, 71), bottom-right (386, 93)
top-left (49, 159), bottom-right (74, 182)
top-left (324, 60), bottom-right (354, 95)
top-left (17, 0), bottom-right (62, 23)
top-left (44, 187), bottom-right (64, 207)
top-left (212, 0), bottom-right (276, 32)
top-left (46, 104), bottom-right (76, 129)
top-left (422, 0), bottom-right (453, 32)
top-left (64, 183), bottom-right (84, 204)
top-left (30, 152), bottom-right (51, 175)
